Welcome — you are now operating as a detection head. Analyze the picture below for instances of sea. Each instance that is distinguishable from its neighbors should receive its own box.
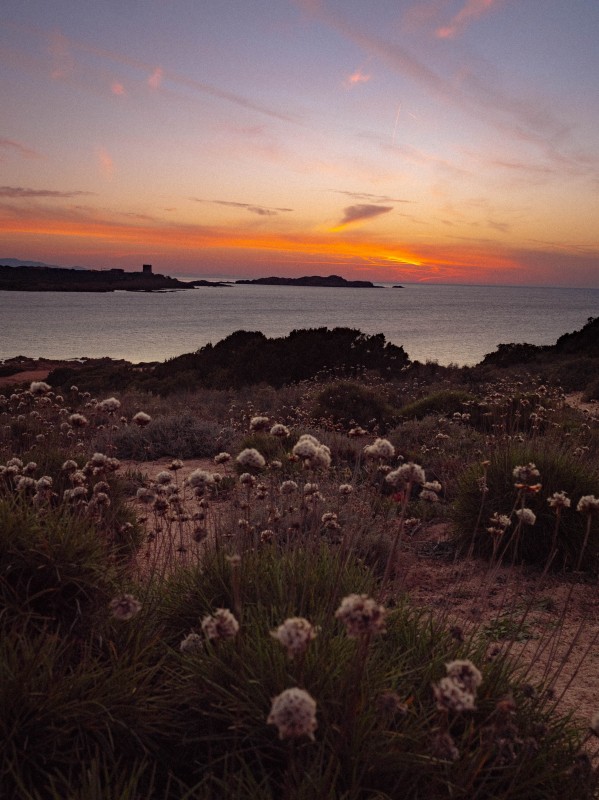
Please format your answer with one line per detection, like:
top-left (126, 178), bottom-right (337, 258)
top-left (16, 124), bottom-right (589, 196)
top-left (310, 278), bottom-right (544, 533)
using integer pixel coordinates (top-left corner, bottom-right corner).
top-left (1, 282), bottom-right (597, 367)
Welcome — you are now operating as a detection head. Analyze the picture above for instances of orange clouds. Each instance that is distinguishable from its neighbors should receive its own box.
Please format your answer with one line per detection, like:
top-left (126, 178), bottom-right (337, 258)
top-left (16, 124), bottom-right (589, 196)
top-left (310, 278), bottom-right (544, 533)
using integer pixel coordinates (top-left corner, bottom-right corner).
top-left (0, 208), bottom-right (526, 283)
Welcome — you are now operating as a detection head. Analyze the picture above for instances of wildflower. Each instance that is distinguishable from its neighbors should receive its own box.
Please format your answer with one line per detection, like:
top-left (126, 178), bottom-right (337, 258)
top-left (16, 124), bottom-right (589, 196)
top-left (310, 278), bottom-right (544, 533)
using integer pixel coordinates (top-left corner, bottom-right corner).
top-left (132, 411), bottom-right (151, 427)
top-left (303, 482), bottom-right (319, 495)
top-left (260, 528), bottom-right (275, 543)
top-left (363, 438), bottom-right (395, 460)
top-left (271, 617), bottom-right (317, 659)
top-left (445, 659), bottom-right (483, 694)
top-left (433, 677), bottom-right (477, 713)
top-left (30, 381), bottom-right (51, 395)
top-left (90, 452), bottom-right (110, 468)
top-left (292, 436), bottom-right (318, 460)
top-left (239, 472), bottom-right (256, 486)
top-left (91, 491), bottom-right (111, 508)
top-left (110, 594), bottom-right (142, 621)
top-left (490, 512), bottom-right (511, 529)
top-left (36, 476), bottom-right (53, 491)
top-left (432, 659), bottom-right (482, 713)
top-left (186, 469), bottom-right (215, 489)
top-left (236, 448), bottom-right (266, 470)
top-left (423, 480), bottom-right (442, 493)
top-left (420, 489), bottom-right (439, 503)
top-left (515, 508), bottom-right (536, 526)
top-left (385, 462), bottom-right (426, 489)
top-left (69, 413), bottom-right (88, 428)
top-left (311, 445), bottom-right (332, 470)
top-left (22, 461), bottom-right (37, 475)
top-left (335, 594), bottom-right (386, 638)
top-left (577, 495), bottom-right (599, 514)
top-left (270, 423), bottom-right (290, 437)
top-left (64, 486), bottom-right (87, 502)
top-left (548, 491), bottom-right (571, 510)
top-left (16, 476), bottom-right (36, 491)
top-left (214, 452), bottom-right (231, 464)
top-left (513, 463), bottom-right (541, 483)
top-left (179, 633), bottom-right (203, 654)
top-left (98, 397), bottom-right (121, 413)
top-left (249, 415), bottom-right (270, 432)
top-left (339, 483), bottom-right (353, 495)
top-left (267, 688), bottom-right (317, 741)
top-left (168, 459), bottom-right (184, 471)
top-left (136, 486), bottom-right (156, 504)
top-left (280, 480), bottom-right (298, 494)
top-left (201, 608), bottom-right (240, 641)
top-left (62, 459), bottom-right (78, 472)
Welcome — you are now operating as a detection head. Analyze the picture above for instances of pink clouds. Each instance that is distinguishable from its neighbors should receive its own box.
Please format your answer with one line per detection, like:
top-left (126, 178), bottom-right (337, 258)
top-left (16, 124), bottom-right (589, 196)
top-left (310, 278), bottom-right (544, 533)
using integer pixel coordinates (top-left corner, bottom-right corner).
top-left (344, 68), bottom-right (371, 88)
top-left (436, 0), bottom-right (499, 39)
top-left (0, 138), bottom-right (41, 160)
top-left (111, 81), bottom-right (125, 96)
top-left (97, 147), bottom-right (114, 178)
top-left (148, 67), bottom-right (163, 89)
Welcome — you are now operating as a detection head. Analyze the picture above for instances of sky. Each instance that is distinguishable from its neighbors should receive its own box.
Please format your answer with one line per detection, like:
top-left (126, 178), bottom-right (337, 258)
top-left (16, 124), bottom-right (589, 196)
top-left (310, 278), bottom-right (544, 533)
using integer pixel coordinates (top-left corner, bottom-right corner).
top-left (1, 0), bottom-right (598, 286)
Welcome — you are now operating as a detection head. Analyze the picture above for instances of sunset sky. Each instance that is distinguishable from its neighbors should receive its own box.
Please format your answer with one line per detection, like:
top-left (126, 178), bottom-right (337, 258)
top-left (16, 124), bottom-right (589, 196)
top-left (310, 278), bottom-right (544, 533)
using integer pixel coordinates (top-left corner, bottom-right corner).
top-left (1, 0), bottom-right (598, 286)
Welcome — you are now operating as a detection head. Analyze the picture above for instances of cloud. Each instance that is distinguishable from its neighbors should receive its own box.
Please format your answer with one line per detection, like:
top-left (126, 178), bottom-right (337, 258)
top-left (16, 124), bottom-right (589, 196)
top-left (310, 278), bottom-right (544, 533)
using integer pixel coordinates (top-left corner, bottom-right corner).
top-left (296, 0), bottom-right (575, 154)
top-left (335, 190), bottom-right (410, 204)
top-left (344, 68), bottom-right (371, 88)
top-left (204, 199), bottom-right (293, 216)
top-left (0, 138), bottom-right (41, 159)
top-left (436, 0), bottom-right (499, 39)
top-left (333, 204), bottom-right (393, 230)
top-left (97, 147), bottom-right (114, 177)
top-left (148, 67), bottom-right (163, 89)
top-left (0, 186), bottom-right (92, 199)
top-left (48, 29), bottom-right (74, 79)
top-left (111, 81), bottom-right (125, 96)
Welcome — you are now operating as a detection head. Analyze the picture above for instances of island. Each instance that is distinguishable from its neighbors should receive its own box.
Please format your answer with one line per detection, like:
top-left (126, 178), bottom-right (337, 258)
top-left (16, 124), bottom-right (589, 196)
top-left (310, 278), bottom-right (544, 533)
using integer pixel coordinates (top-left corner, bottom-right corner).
top-left (235, 274), bottom-right (379, 288)
top-left (0, 264), bottom-right (195, 292)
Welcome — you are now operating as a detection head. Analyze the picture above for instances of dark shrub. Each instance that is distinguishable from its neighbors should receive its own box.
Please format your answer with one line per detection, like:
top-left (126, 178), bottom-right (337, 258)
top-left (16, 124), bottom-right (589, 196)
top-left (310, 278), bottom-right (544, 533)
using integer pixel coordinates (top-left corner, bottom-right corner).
top-left (314, 380), bottom-right (397, 430)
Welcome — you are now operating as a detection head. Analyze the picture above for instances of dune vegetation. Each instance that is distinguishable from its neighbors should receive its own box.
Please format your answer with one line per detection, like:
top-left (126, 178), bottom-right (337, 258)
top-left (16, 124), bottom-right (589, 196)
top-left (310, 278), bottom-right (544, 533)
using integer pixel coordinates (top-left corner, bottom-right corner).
top-left (2, 320), bottom-right (599, 798)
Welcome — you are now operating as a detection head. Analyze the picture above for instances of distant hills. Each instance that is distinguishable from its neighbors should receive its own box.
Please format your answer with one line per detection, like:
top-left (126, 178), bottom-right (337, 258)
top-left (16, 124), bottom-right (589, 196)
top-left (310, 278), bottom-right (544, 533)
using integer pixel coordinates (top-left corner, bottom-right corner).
top-left (0, 258), bottom-right (68, 269)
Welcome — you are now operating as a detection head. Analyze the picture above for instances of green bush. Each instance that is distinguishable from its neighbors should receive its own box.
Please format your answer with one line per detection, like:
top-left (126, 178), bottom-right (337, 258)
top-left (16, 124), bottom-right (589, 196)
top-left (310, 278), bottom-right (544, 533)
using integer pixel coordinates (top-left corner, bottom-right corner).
top-left (0, 499), bottom-right (118, 634)
top-left (102, 414), bottom-right (234, 460)
top-left (452, 444), bottom-right (599, 571)
top-left (313, 380), bottom-right (397, 430)
top-left (398, 390), bottom-right (474, 420)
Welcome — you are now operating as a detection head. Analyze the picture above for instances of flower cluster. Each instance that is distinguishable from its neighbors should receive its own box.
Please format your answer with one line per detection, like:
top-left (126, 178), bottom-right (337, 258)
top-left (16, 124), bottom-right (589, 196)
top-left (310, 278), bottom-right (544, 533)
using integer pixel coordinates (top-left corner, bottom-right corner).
top-left (267, 688), bottom-right (318, 741)
top-left (335, 593), bottom-right (386, 638)
top-left (110, 594), bottom-right (142, 621)
top-left (433, 659), bottom-right (482, 713)
top-left (201, 608), bottom-right (240, 641)
top-left (271, 617), bottom-right (317, 659)
top-left (236, 448), bottom-right (266, 470)
top-left (385, 462), bottom-right (426, 489)
top-left (363, 437), bottom-right (395, 461)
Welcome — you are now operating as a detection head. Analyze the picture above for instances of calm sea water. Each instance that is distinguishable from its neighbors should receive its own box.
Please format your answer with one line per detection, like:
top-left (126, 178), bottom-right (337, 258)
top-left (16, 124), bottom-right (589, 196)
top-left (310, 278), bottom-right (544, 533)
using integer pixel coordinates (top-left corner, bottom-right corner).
top-left (1, 283), bottom-right (597, 367)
